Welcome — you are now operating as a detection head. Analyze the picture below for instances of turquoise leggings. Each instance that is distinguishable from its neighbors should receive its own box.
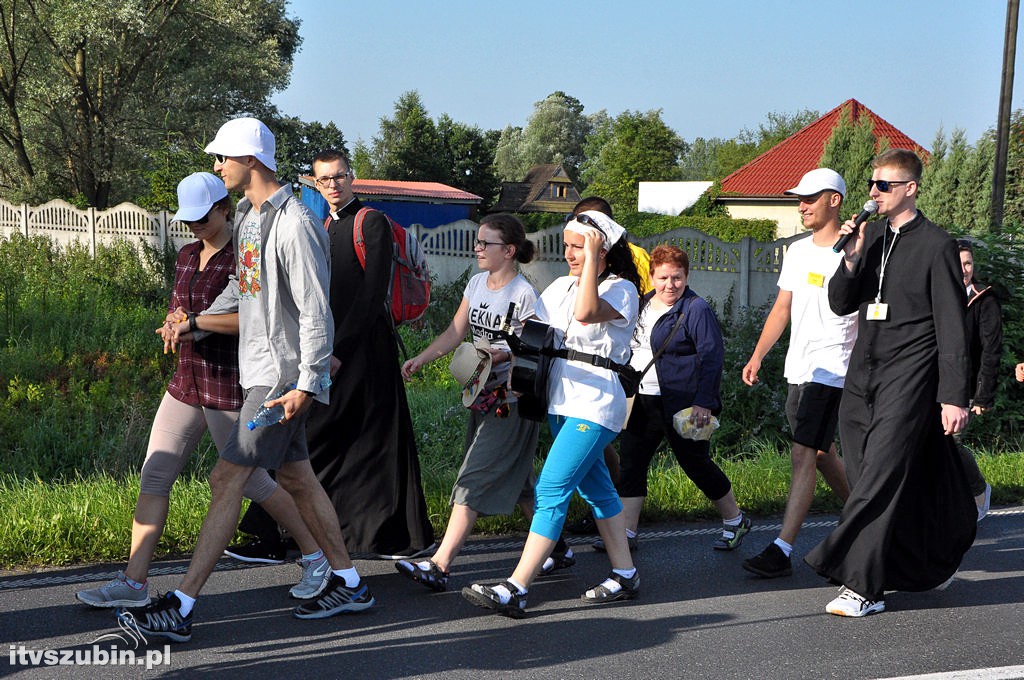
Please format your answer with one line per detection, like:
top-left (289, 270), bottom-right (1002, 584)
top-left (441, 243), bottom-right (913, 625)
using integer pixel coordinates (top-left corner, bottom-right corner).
top-left (530, 415), bottom-right (622, 540)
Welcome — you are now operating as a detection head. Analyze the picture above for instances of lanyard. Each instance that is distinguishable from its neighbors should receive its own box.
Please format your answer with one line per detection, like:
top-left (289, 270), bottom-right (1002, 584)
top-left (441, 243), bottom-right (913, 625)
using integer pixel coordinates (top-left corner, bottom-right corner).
top-left (875, 224), bottom-right (900, 304)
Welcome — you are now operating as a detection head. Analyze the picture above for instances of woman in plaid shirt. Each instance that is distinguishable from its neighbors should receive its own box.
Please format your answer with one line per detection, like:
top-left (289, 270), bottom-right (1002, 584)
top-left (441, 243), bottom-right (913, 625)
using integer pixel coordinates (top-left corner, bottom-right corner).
top-left (76, 173), bottom-right (323, 608)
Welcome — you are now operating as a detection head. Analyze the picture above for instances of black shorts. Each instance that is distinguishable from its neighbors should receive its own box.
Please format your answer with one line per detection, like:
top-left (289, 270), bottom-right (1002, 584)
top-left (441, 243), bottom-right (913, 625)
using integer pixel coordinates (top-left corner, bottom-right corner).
top-left (785, 382), bottom-right (842, 452)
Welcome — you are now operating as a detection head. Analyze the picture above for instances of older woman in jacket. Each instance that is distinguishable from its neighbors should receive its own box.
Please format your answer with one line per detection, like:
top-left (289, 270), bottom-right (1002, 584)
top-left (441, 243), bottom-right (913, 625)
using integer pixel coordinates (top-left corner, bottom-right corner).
top-left (607, 244), bottom-right (750, 552)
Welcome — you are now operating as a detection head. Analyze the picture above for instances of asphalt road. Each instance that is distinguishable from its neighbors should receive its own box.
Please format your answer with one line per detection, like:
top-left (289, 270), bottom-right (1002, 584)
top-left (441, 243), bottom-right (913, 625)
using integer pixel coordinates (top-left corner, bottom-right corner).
top-left (2, 507), bottom-right (1023, 679)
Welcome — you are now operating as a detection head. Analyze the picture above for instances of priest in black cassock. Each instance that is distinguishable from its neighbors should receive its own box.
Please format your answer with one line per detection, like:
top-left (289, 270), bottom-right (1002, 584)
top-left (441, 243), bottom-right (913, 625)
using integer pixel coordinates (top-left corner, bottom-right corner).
top-left (302, 149), bottom-right (434, 557)
top-left (804, 149), bottom-right (976, 617)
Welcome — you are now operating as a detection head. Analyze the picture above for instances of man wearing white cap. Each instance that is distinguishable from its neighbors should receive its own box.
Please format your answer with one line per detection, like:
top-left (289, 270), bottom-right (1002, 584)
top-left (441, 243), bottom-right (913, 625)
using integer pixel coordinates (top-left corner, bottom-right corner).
top-left (117, 118), bottom-right (373, 642)
top-left (740, 168), bottom-right (855, 579)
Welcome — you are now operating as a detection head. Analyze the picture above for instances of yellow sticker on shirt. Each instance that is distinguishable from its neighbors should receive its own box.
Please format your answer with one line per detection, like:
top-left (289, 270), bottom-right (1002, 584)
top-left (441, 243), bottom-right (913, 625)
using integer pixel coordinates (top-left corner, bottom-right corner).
top-left (807, 272), bottom-right (825, 287)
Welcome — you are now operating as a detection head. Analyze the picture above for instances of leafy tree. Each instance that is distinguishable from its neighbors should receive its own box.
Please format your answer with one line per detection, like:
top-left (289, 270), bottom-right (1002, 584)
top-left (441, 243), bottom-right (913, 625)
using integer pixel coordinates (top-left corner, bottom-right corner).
top-left (581, 109), bottom-right (684, 214)
top-left (679, 137), bottom-right (724, 181)
top-left (716, 109), bottom-right (819, 178)
top-left (267, 115), bottom-right (348, 185)
top-left (436, 115), bottom-right (500, 208)
top-left (350, 139), bottom-right (375, 180)
top-left (819, 105), bottom-right (886, 217)
top-left (492, 124), bottom-right (526, 182)
top-left (492, 91), bottom-right (591, 182)
top-left (369, 90), bottom-right (446, 182)
top-left (0, 0), bottom-right (300, 208)
top-left (1001, 109), bottom-right (1024, 230)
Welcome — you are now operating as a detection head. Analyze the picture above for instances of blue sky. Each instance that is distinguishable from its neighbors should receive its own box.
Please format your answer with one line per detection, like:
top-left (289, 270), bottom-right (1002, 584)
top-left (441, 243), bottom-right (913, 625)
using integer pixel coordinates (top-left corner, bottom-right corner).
top-left (273, 1), bottom-right (1022, 151)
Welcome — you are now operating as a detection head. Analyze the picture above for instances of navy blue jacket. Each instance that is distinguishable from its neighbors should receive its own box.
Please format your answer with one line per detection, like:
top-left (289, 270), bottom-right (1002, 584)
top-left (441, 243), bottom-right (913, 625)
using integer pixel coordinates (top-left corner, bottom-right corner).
top-left (645, 287), bottom-right (724, 419)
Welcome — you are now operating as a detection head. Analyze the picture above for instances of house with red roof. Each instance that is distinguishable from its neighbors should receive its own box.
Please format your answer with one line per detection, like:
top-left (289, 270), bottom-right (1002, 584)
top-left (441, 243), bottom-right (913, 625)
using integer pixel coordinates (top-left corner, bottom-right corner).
top-left (716, 99), bottom-right (927, 236)
top-left (298, 177), bottom-right (483, 228)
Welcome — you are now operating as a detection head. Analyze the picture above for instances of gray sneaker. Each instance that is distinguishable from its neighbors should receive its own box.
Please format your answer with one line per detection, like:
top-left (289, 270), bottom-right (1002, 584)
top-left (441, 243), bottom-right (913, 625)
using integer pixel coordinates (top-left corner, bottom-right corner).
top-left (289, 555), bottom-right (332, 599)
top-left (76, 571), bottom-right (150, 608)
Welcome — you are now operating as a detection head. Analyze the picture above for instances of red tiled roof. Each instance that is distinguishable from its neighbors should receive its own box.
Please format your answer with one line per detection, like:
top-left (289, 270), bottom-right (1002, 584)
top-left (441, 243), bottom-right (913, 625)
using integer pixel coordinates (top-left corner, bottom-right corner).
top-left (299, 177), bottom-right (482, 203)
top-left (719, 99), bottom-right (928, 198)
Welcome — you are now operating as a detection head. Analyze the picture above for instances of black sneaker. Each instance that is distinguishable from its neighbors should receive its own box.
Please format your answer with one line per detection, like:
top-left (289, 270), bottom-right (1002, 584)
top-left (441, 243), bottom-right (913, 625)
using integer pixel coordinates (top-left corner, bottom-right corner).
top-left (292, 573), bottom-right (375, 619)
top-left (116, 592), bottom-right (192, 643)
top-left (395, 559), bottom-right (449, 592)
top-left (223, 538), bottom-right (287, 564)
top-left (581, 570), bottom-right (640, 604)
top-left (461, 581), bottom-right (527, 619)
top-left (742, 543), bottom-right (793, 578)
top-left (593, 534), bottom-right (639, 553)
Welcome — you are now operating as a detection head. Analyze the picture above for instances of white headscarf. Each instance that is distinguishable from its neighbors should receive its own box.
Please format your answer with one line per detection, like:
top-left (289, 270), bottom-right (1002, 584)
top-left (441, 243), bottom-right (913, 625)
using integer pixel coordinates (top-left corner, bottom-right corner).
top-left (565, 210), bottom-right (626, 251)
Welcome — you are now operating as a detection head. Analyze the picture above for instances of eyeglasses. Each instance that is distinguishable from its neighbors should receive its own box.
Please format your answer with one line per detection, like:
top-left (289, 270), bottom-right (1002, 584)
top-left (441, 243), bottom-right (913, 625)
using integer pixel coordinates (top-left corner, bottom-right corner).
top-left (572, 212), bottom-right (607, 236)
top-left (474, 239), bottom-right (506, 250)
top-left (314, 171), bottom-right (353, 188)
top-left (214, 153), bottom-right (227, 164)
top-left (867, 179), bottom-right (912, 192)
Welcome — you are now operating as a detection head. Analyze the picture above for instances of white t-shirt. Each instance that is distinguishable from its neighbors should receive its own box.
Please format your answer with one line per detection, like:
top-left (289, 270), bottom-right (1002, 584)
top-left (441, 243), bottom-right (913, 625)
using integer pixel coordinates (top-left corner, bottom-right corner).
top-left (463, 272), bottom-right (538, 391)
top-left (534, 274), bottom-right (639, 431)
top-left (630, 302), bottom-right (672, 396)
top-left (777, 234), bottom-right (858, 387)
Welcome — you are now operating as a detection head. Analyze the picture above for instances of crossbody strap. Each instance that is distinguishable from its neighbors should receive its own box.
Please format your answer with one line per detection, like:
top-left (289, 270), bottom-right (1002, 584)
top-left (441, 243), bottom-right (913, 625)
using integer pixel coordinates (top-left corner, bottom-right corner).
top-left (636, 297), bottom-right (690, 378)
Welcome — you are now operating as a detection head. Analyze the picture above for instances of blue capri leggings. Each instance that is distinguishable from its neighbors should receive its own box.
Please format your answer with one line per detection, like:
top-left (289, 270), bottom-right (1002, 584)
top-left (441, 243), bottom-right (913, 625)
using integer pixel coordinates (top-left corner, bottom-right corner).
top-left (530, 415), bottom-right (622, 540)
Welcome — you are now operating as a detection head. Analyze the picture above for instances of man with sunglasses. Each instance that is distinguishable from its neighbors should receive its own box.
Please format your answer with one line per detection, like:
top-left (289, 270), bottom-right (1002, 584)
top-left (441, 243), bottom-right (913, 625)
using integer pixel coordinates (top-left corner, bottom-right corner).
top-left (804, 149), bottom-right (976, 618)
top-left (116, 118), bottom-right (375, 642)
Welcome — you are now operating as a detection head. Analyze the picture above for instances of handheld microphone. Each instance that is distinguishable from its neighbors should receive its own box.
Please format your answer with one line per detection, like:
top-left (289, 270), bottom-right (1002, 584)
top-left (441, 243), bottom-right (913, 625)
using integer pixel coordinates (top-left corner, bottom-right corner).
top-left (832, 200), bottom-right (878, 253)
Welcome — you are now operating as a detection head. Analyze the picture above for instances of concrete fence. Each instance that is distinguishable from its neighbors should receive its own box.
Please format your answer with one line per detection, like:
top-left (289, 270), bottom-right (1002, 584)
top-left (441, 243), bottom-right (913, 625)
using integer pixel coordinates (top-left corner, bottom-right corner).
top-left (0, 198), bottom-right (795, 312)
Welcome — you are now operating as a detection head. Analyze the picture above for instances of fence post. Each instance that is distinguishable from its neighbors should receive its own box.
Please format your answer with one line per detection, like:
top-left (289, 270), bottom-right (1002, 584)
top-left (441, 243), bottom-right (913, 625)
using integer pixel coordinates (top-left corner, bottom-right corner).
top-left (159, 210), bottom-right (168, 250)
top-left (19, 203), bottom-right (28, 237)
top-left (739, 237), bottom-right (751, 309)
top-left (88, 207), bottom-right (97, 258)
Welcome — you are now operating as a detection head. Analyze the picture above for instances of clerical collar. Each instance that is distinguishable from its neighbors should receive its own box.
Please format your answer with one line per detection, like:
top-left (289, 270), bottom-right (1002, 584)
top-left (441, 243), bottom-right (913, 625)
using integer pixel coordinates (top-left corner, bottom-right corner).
top-left (888, 210), bottom-right (919, 232)
top-left (329, 197), bottom-right (357, 220)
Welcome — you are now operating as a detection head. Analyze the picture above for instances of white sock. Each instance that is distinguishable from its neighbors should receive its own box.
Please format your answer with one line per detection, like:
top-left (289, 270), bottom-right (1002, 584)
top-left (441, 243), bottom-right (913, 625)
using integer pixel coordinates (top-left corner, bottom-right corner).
top-left (415, 560), bottom-right (433, 571)
top-left (173, 590), bottom-right (195, 617)
top-left (723, 513), bottom-right (743, 527)
top-left (773, 538), bottom-right (793, 557)
top-left (489, 578), bottom-right (527, 604)
top-left (332, 567), bottom-right (360, 588)
top-left (302, 549), bottom-right (324, 562)
top-left (124, 576), bottom-right (146, 590)
top-left (625, 529), bottom-right (637, 539)
top-left (590, 568), bottom-right (637, 596)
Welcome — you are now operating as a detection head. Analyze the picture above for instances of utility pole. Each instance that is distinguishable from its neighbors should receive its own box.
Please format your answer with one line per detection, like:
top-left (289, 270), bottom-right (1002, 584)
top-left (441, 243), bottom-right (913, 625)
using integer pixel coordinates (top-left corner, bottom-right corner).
top-left (992, 0), bottom-right (1019, 232)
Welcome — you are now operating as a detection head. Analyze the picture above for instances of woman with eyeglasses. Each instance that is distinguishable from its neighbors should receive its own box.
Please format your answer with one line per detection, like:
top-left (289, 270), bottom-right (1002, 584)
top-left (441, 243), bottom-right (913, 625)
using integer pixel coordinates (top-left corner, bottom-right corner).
top-left (397, 214), bottom-right (575, 593)
top-left (76, 173), bottom-right (328, 608)
top-left (462, 210), bottom-right (643, 618)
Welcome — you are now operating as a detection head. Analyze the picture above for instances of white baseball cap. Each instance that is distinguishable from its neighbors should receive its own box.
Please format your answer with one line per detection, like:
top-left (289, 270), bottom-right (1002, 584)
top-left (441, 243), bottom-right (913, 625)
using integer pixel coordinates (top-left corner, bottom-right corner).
top-left (173, 172), bottom-right (228, 223)
top-left (784, 168), bottom-right (846, 198)
top-left (204, 117), bottom-right (277, 172)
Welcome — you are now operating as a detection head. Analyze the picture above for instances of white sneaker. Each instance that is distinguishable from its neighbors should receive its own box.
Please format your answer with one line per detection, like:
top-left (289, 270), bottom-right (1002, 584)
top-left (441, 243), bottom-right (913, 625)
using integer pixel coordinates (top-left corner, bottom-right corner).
top-left (978, 483), bottom-right (992, 522)
top-left (289, 555), bottom-right (331, 599)
top-left (825, 587), bottom-right (885, 617)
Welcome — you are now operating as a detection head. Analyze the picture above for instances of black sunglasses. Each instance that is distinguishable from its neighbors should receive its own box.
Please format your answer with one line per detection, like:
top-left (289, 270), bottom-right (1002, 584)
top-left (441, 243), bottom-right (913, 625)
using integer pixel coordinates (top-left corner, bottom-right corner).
top-left (867, 179), bottom-right (912, 193)
top-left (214, 153), bottom-right (227, 164)
top-left (572, 212), bottom-right (607, 236)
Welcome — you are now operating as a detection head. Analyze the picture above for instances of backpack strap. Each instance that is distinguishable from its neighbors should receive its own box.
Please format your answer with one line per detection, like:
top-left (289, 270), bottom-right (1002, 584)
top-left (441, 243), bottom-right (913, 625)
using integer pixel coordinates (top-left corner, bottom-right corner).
top-left (352, 207), bottom-right (371, 271)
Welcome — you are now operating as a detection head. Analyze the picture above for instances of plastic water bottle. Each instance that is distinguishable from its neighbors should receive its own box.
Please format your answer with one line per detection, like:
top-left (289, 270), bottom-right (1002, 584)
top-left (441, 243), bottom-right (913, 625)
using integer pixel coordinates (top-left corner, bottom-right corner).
top-left (245, 374), bottom-right (332, 431)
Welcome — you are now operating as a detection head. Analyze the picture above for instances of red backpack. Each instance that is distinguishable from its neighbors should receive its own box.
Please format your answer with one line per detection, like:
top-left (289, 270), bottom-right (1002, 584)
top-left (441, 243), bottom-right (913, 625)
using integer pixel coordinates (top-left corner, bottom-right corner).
top-left (350, 207), bottom-right (431, 326)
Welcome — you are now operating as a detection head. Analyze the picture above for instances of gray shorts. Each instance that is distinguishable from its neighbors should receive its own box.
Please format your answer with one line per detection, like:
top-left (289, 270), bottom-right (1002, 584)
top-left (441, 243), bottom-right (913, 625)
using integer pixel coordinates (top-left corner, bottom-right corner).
top-left (450, 402), bottom-right (539, 516)
top-left (785, 382), bottom-right (843, 452)
top-left (218, 386), bottom-right (311, 471)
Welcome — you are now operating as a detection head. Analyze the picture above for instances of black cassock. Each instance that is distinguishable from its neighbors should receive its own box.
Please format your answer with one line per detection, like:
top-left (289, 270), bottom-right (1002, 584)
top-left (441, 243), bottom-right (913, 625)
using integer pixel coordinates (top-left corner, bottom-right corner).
top-left (804, 212), bottom-right (976, 600)
top-left (307, 198), bottom-right (433, 555)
